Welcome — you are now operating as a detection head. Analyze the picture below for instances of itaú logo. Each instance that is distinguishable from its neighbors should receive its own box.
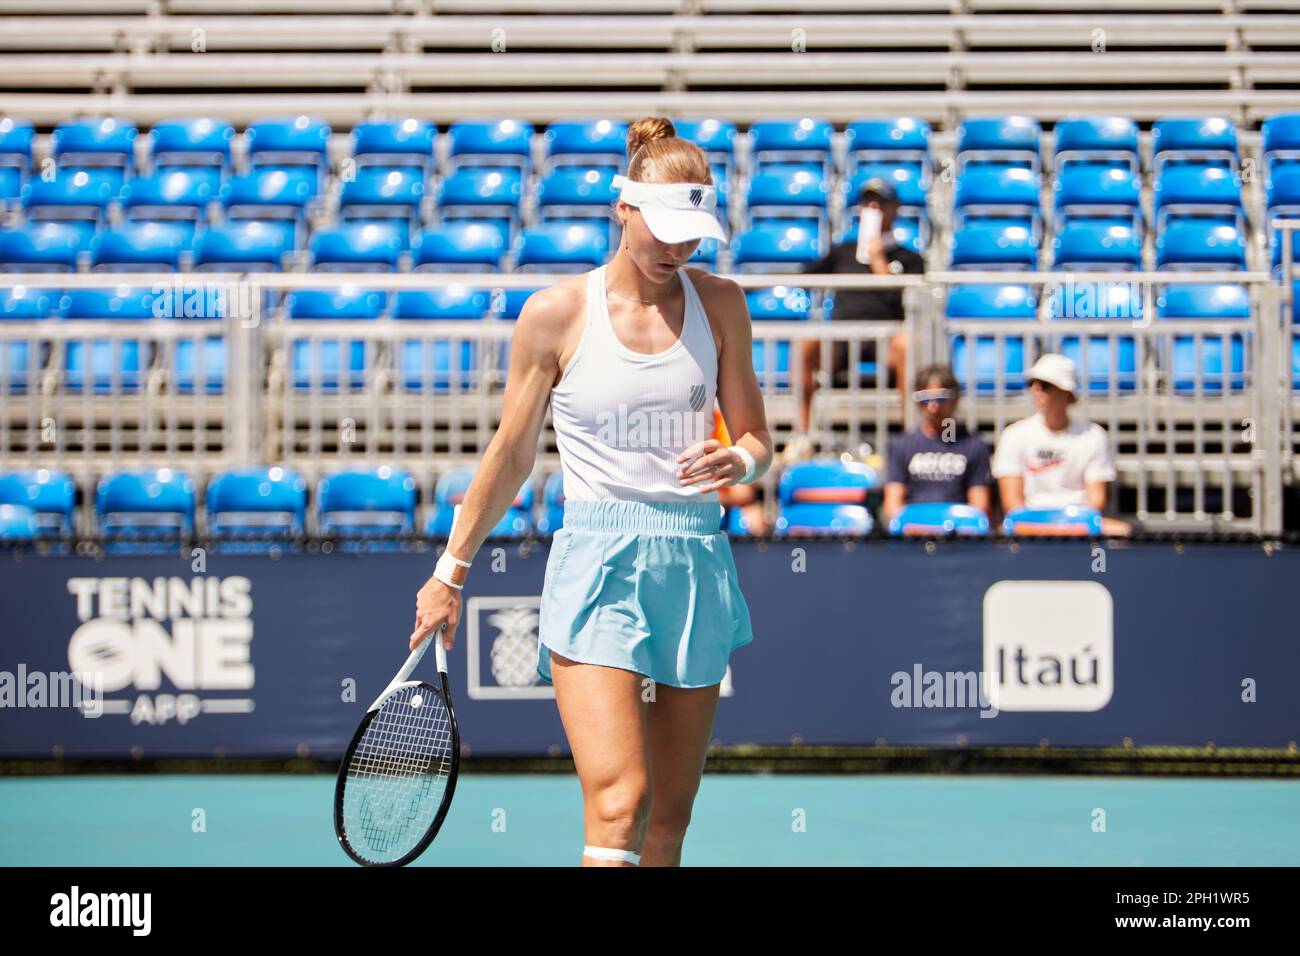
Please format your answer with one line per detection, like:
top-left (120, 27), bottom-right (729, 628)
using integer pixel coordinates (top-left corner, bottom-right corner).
top-left (64, 576), bottom-right (255, 724)
top-left (593, 402), bottom-right (707, 449)
top-left (982, 580), bottom-right (1113, 712)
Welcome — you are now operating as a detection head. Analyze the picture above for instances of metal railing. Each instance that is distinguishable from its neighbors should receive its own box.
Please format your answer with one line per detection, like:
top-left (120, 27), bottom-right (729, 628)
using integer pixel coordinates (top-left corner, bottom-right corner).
top-left (0, 266), bottom-right (1290, 533)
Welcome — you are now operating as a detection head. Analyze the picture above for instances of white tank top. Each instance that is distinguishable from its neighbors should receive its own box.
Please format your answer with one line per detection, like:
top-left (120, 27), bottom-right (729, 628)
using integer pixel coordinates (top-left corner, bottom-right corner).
top-left (550, 264), bottom-right (720, 504)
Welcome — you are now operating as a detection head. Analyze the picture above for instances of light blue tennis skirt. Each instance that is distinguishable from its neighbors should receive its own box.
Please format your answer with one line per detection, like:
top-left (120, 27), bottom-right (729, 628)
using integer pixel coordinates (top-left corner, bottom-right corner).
top-left (537, 499), bottom-right (754, 689)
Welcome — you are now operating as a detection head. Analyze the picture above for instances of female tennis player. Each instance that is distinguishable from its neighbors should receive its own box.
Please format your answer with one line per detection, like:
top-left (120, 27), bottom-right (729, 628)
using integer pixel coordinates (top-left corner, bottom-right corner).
top-left (408, 117), bottom-right (771, 866)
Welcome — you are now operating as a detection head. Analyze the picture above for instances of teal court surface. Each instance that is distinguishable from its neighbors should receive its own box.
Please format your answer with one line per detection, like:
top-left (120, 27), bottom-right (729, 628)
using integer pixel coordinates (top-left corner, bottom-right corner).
top-left (1, 774), bottom-right (1297, 866)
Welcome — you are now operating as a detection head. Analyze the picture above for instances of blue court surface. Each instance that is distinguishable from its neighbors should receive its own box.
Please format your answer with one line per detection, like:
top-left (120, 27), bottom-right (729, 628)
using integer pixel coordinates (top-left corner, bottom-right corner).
top-left (2, 774), bottom-right (1296, 866)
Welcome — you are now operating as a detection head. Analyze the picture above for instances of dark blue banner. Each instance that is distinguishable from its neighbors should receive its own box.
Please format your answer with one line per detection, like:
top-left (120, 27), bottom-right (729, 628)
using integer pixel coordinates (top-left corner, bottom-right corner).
top-left (1, 541), bottom-right (1295, 757)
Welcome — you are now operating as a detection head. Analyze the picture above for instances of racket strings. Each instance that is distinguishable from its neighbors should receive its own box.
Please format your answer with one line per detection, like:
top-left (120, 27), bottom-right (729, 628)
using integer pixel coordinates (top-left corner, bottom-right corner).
top-left (342, 683), bottom-right (454, 863)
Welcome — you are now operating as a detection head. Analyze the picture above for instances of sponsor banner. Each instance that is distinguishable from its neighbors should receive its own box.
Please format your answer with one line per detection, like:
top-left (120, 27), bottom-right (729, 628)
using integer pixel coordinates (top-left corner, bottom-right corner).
top-left (1, 542), bottom-right (1296, 757)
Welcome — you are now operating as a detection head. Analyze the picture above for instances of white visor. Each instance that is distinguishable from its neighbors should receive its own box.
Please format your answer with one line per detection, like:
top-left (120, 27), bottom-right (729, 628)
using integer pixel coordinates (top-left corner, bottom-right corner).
top-left (612, 174), bottom-right (728, 244)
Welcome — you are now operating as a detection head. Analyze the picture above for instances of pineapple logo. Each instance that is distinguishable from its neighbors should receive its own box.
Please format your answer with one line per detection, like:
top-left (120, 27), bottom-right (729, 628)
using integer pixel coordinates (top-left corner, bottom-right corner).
top-left (488, 606), bottom-right (541, 687)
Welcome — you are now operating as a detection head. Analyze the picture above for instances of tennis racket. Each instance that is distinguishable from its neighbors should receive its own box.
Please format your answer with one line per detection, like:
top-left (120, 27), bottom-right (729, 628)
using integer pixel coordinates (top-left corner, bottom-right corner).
top-left (335, 513), bottom-right (463, 866)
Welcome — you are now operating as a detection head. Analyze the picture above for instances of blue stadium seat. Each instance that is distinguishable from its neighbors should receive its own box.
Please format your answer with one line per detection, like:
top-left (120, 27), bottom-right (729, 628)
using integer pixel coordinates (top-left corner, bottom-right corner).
top-left (956, 116), bottom-right (1041, 172)
top-left (946, 284), bottom-right (1035, 394)
top-left (953, 165), bottom-right (1040, 232)
top-left (0, 117), bottom-right (34, 206)
top-left (1052, 117), bottom-right (1140, 173)
top-left (1156, 221), bottom-right (1246, 271)
top-left (436, 166), bottom-right (524, 245)
top-left (220, 168), bottom-right (316, 246)
top-left (733, 222), bottom-right (820, 271)
top-left (1053, 165), bottom-right (1141, 230)
top-left (844, 117), bottom-right (930, 179)
top-left (338, 166), bottom-right (425, 246)
top-left (96, 469), bottom-right (196, 553)
top-left (888, 502), bottom-right (990, 537)
top-left (193, 220), bottom-right (291, 271)
top-left (446, 119), bottom-right (534, 172)
top-left (149, 118), bottom-right (234, 192)
top-left (1266, 164), bottom-right (1300, 220)
top-left (120, 169), bottom-right (216, 240)
top-left (310, 223), bottom-right (403, 272)
top-left (0, 222), bottom-right (84, 272)
top-left (0, 503), bottom-right (37, 541)
top-left (945, 283), bottom-right (1037, 319)
top-left (51, 117), bottom-right (137, 189)
top-left (775, 458), bottom-right (878, 536)
top-left (244, 115), bottom-right (331, 190)
top-left (674, 118), bottom-right (738, 179)
top-left (949, 223), bottom-right (1038, 270)
top-left (746, 286), bottom-right (809, 391)
top-left (748, 118), bottom-right (833, 177)
top-left (543, 119), bottom-right (628, 172)
top-left (1053, 222), bottom-right (1143, 270)
top-left (724, 503), bottom-right (763, 536)
top-left (1262, 112), bottom-right (1300, 179)
top-left (414, 221), bottom-right (509, 272)
top-left (514, 222), bottom-right (606, 273)
top-left (393, 287), bottom-right (487, 392)
top-left (59, 288), bottom-right (156, 393)
top-left (206, 467), bottom-right (307, 552)
top-left (1049, 283), bottom-right (1139, 394)
top-left (92, 222), bottom-right (192, 271)
top-left (1157, 282), bottom-right (1249, 394)
top-left (1154, 165), bottom-right (1244, 231)
top-left (317, 467), bottom-right (416, 551)
top-left (0, 469), bottom-right (76, 540)
top-left (286, 288), bottom-right (384, 391)
top-left (1151, 117), bottom-right (1238, 172)
top-left (536, 471), bottom-right (565, 535)
top-left (427, 469), bottom-right (532, 537)
top-left (537, 167), bottom-right (619, 245)
top-left (172, 327), bottom-right (227, 396)
top-left (0, 285), bottom-right (55, 392)
top-left (22, 170), bottom-right (119, 242)
top-left (1003, 505), bottom-right (1103, 537)
top-left (745, 167), bottom-right (829, 242)
top-left (492, 287), bottom-right (540, 320)
top-left (845, 164), bottom-right (925, 210)
top-left (350, 119), bottom-right (436, 174)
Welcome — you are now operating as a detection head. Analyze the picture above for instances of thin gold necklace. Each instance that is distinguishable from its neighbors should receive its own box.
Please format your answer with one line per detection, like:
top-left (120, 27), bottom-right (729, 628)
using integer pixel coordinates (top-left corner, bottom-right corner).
top-left (607, 273), bottom-right (680, 307)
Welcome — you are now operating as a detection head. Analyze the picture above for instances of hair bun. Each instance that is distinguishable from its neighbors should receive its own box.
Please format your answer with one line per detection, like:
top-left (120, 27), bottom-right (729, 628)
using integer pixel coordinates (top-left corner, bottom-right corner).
top-left (627, 116), bottom-right (676, 159)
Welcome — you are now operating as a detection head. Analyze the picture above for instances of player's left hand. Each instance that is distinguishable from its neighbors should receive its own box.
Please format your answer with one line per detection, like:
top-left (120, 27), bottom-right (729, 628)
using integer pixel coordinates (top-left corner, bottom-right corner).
top-left (677, 439), bottom-right (745, 493)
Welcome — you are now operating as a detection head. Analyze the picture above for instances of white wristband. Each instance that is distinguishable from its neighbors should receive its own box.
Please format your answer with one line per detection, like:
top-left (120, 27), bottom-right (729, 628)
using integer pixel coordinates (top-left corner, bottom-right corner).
top-left (730, 445), bottom-right (757, 484)
top-left (434, 550), bottom-right (471, 590)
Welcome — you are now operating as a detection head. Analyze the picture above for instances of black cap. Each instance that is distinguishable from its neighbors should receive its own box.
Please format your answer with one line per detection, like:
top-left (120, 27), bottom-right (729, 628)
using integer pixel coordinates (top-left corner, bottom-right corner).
top-left (858, 176), bottom-right (898, 205)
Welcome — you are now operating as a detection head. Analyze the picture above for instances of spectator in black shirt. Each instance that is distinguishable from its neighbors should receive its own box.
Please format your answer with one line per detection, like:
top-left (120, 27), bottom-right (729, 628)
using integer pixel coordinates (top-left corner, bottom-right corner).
top-left (795, 178), bottom-right (926, 441)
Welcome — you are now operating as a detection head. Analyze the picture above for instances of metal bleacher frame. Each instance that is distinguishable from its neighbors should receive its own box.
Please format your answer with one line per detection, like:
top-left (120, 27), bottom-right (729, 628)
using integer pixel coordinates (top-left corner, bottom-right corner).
top-left (0, 264), bottom-right (1290, 535)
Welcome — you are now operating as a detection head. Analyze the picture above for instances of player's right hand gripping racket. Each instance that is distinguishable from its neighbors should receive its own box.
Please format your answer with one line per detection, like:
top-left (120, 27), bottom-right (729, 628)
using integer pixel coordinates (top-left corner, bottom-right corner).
top-left (335, 613), bottom-right (461, 866)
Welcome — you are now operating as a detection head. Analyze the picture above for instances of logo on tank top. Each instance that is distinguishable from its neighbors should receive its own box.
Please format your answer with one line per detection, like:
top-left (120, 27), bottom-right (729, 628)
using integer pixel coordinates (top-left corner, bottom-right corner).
top-left (688, 383), bottom-right (707, 412)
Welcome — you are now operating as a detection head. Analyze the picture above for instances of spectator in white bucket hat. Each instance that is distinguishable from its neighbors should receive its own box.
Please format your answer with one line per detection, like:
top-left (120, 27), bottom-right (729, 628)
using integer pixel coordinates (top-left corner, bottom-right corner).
top-left (991, 353), bottom-right (1132, 536)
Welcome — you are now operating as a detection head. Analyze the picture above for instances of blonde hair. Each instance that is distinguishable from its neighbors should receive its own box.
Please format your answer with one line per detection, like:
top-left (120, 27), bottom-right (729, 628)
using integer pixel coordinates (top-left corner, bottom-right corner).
top-left (626, 116), bottom-right (712, 186)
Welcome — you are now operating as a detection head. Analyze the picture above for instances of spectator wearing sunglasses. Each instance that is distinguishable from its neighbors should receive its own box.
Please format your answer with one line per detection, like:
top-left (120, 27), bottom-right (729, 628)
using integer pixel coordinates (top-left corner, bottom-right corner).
top-left (881, 365), bottom-right (993, 527)
top-left (991, 354), bottom-right (1131, 536)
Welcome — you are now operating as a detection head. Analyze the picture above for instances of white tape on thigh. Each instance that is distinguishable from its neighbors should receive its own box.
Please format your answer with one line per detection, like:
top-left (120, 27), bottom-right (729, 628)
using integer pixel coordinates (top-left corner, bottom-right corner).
top-left (583, 845), bottom-right (641, 865)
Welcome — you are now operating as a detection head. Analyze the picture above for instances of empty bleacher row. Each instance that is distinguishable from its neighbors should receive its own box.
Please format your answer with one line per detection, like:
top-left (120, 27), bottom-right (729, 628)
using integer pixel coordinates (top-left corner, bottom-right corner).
top-left (0, 458), bottom-right (1106, 548)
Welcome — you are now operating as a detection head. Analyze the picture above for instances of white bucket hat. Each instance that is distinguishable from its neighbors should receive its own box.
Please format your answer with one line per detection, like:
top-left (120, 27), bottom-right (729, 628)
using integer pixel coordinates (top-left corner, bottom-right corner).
top-left (1026, 353), bottom-right (1078, 395)
top-left (612, 174), bottom-right (728, 244)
